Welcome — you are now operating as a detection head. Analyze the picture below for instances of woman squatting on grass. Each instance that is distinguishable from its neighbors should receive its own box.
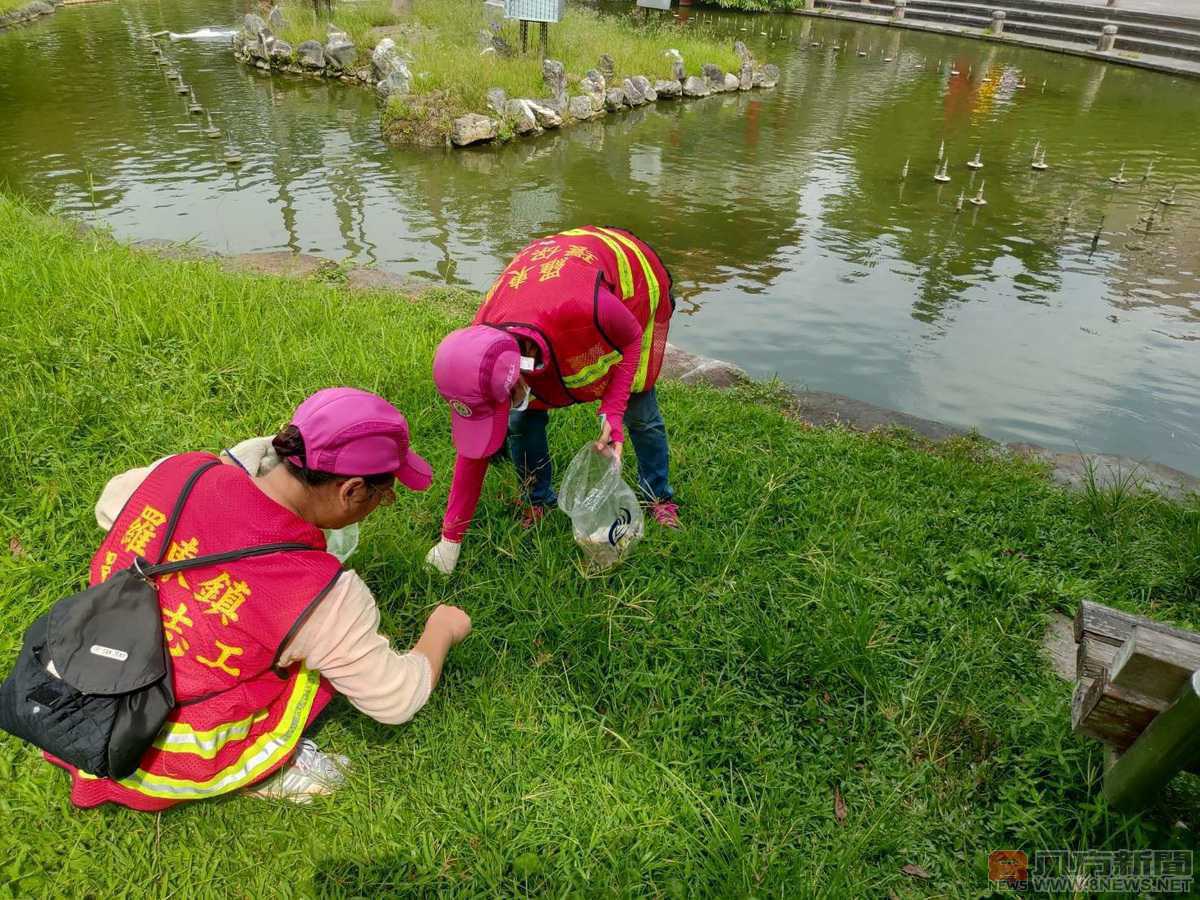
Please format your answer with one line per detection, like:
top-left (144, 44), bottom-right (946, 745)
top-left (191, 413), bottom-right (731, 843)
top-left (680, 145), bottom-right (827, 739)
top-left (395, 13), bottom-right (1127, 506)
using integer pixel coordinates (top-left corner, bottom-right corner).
top-left (46, 388), bottom-right (471, 810)
top-left (426, 226), bottom-right (681, 575)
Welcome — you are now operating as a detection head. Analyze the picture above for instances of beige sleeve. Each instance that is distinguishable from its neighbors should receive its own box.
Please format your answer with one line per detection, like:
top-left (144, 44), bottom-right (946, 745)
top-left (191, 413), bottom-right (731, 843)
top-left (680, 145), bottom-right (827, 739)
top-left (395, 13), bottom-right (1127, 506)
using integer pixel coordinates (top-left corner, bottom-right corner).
top-left (94, 457), bottom-right (170, 531)
top-left (277, 571), bottom-right (434, 726)
top-left (222, 436), bottom-right (280, 477)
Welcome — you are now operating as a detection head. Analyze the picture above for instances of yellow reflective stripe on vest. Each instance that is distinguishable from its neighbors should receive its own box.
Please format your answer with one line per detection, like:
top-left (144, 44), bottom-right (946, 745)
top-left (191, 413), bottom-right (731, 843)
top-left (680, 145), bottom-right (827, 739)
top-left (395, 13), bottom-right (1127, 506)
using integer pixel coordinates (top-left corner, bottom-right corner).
top-left (562, 350), bottom-right (624, 389)
top-left (593, 227), bottom-right (662, 393)
top-left (114, 668), bottom-right (321, 800)
top-left (152, 709), bottom-right (270, 760)
top-left (562, 228), bottom-right (634, 299)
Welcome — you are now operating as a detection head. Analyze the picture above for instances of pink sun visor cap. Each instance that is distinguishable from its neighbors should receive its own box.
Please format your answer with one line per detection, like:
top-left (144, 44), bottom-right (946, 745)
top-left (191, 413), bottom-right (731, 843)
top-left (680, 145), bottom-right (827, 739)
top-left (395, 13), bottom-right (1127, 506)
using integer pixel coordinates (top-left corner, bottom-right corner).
top-left (289, 387), bottom-right (433, 490)
top-left (432, 326), bottom-right (521, 460)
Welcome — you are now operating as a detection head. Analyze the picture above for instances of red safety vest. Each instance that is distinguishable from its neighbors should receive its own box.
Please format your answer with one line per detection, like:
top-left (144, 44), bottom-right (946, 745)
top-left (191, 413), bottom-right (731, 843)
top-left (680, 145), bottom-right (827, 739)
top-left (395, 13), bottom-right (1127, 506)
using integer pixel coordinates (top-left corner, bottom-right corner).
top-left (46, 452), bottom-right (342, 811)
top-left (474, 226), bottom-right (674, 408)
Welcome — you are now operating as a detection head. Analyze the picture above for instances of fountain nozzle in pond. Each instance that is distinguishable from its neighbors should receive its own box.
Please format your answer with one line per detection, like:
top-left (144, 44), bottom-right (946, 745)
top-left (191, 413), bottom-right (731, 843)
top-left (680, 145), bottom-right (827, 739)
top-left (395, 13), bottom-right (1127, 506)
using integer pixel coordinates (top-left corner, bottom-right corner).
top-left (1143, 160), bottom-right (1154, 181)
top-left (970, 182), bottom-right (987, 206)
top-left (934, 159), bottom-right (950, 183)
top-left (223, 146), bottom-right (243, 166)
top-left (955, 190), bottom-right (965, 212)
top-left (203, 113), bottom-right (221, 140)
top-left (1109, 163), bottom-right (1128, 185)
top-left (901, 158), bottom-right (909, 180)
top-left (1159, 185), bottom-right (1177, 206)
top-left (189, 92), bottom-right (204, 115)
top-left (967, 149), bottom-right (983, 170)
top-left (1032, 147), bottom-right (1048, 171)
top-left (937, 139), bottom-right (945, 161)
top-left (176, 78), bottom-right (190, 95)
top-left (1091, 217), bottom-right (1105, 250)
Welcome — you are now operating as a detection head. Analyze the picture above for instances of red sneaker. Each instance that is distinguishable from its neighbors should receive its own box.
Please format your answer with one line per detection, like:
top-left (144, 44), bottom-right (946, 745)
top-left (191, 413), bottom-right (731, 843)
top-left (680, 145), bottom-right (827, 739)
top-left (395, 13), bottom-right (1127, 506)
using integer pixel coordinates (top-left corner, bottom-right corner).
top-left (520, 505), bottom-right (548, 528)
top-left (649, 501), bottom-right (680, 528)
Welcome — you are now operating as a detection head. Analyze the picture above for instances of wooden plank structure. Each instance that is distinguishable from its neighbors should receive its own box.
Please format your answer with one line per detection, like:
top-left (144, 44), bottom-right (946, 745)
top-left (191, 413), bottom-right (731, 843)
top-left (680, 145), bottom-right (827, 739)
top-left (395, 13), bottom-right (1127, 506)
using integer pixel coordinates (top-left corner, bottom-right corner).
top-left (1071, 601), bottom-right (1200, 811)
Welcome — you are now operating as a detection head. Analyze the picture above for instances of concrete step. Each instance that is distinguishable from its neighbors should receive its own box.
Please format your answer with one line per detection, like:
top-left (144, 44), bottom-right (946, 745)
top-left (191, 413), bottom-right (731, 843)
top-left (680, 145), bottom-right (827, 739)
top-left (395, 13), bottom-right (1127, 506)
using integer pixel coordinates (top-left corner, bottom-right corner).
top-left (907, 0), bottom-right (1200, 44)
top-left (928, 0), bottom-right (1200, 32)
top-left (892, 3), bottom-right (1200, 59)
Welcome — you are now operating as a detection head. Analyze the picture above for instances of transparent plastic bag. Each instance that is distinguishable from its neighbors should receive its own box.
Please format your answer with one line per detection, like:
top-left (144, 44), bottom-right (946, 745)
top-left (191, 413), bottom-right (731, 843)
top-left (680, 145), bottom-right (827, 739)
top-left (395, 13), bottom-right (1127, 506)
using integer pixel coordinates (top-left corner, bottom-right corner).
top-left (558, 443), bottom-right (644, 570)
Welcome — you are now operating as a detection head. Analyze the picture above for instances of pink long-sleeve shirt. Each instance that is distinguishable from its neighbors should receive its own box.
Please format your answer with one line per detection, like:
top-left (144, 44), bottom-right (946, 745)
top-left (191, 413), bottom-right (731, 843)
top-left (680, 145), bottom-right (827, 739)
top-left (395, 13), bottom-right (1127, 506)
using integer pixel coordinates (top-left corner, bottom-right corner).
top-left (441, 285), bottom-right (643, 543)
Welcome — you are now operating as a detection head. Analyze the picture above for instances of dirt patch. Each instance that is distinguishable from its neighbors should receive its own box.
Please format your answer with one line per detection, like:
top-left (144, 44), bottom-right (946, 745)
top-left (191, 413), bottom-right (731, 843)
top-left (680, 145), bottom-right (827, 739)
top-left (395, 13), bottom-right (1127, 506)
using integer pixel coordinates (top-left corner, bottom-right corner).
top-left (222, 251), bottom-right (332, 279)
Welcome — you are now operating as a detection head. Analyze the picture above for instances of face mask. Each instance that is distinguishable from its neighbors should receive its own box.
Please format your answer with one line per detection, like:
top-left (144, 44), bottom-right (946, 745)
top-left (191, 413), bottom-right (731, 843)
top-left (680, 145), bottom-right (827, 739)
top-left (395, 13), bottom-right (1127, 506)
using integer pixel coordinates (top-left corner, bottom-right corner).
top-left (323, 522), bottom-right (359, 564)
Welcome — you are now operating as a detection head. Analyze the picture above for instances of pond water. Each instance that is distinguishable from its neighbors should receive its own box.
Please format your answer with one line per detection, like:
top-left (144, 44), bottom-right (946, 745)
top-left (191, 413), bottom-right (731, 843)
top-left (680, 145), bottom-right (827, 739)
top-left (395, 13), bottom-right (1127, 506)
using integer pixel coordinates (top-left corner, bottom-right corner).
top-left (2, 1), bottom-right (1198, 474)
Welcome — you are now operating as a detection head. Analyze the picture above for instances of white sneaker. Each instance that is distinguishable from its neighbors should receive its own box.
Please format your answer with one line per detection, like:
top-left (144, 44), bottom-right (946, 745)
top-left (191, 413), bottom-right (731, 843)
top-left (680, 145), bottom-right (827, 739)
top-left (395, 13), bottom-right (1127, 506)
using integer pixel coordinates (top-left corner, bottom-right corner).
top-left (247, 739), bottom-right (350, 804)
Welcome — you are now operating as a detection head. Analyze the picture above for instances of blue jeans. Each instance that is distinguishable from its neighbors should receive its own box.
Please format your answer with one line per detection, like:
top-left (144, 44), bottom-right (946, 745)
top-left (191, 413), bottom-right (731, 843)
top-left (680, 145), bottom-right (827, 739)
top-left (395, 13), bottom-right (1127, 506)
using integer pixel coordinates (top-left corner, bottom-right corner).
top-left (508, 388), bottom-right (674, 506)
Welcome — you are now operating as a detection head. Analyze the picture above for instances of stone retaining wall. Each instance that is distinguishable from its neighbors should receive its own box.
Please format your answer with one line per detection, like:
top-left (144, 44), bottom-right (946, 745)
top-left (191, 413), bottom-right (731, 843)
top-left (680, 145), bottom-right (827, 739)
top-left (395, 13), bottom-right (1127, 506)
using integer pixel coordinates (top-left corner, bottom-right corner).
top-left (231, 11), bottom-right (781, 148)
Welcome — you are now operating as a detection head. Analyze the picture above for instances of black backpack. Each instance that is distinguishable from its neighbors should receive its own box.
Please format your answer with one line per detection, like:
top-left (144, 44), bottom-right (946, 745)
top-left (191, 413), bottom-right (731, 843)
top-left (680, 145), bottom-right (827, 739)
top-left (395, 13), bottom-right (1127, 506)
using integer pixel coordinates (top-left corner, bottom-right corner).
top-left (0, 459), bottom-right (313, 779)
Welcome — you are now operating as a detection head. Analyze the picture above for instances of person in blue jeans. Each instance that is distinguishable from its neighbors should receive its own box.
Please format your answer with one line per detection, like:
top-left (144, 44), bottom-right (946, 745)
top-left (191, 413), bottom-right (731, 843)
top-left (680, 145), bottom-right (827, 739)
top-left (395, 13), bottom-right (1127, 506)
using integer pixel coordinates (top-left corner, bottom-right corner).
top-left (507, 388), bottom-right (674, 515)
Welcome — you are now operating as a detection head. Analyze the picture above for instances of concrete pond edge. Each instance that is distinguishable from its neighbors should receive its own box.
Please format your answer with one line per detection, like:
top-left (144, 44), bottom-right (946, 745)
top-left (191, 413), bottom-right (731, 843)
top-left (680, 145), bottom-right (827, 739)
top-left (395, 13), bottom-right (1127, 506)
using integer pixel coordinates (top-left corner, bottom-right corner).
top-left (130, 240), bottom-right (1200, 504)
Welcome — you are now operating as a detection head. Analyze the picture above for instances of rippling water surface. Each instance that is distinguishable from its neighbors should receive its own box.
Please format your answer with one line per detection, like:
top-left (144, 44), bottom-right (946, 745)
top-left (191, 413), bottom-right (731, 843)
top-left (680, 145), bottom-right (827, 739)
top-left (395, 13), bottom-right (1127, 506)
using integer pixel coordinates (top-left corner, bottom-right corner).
top-left (2, 1), bottom-right (1197, 472)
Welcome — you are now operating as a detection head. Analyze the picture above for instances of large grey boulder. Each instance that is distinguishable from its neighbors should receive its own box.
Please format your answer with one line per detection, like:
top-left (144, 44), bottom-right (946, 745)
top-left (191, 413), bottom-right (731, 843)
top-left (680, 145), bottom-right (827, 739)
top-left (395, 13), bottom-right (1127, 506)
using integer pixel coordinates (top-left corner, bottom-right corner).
top-left (486, 87), bottom-right (508, 115)
top-left (723, 72), bottom-right (740, 92)
top-left (371, 38), bottom-right (398, 78)
top-left (654, 79), bottom-right (682, 99)
top-left (269, 38), bottom-right (293, 64)
top-left (622, 77), bottom-right (647, 107)
top-left (701, 63), bottom-right (725, 93)
top-left (297, 40), bottom-right (325, 70)
top-left (450, 113), bottom-right (497, 147)
top-left (759, 63), bottom-right (780, 88)
top-left (733, 40), bottom-right (753, 66)
top-left (542, 58), bottom-right (566, 103)
top-left (682, 75), bottom-right (710, 98)
top-left (604, 88), bottom-right (627, 111)
top-left (250, 29), bottom-right (274, 62)
top-left (665, 48), bottom-right (685, 82)
top-left (243, 13), bottom-right (267, 38)
top-left (504, 98), bottom-right (539, 135)
top-left (581, 71), bottom-right (606, 112)
top-left (525, 100), bottom-right (562, 129)
top-left (324, 35), bottom-right (357, 71)
top-left (372, 38), bottom-right (411, 94)
top-left (631, 75), bottom-right (656, 103)
top-left (739, 61), bottom-right (753, 91)
top-left (598, 53), bottom-right (615, 81)
top-left (267, 5), bottom-right (285, 31)
top-left (568, 95), bottom-right (595, 121)
top-left (376, 67), bottom-right (411, 97)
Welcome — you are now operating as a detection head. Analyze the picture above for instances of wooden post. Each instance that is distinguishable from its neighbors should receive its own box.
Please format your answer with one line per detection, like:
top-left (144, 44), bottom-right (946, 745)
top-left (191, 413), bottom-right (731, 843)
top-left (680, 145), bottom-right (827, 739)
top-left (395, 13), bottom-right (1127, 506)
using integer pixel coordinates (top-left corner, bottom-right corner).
top-left (1103, 672), bottom-right (1200, 812)
top-left (520, 20), bottom-right (528, 54)
top-left (1110, 626), bottom-right (1200, 701)
top-left (539, 21), bottom-right (548, 61)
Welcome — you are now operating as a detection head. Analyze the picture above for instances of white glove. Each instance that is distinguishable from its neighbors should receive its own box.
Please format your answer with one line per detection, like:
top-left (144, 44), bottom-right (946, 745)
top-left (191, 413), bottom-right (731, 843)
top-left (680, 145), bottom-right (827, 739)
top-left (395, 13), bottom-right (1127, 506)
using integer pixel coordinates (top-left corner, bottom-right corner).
top-left (425, 539), bottom-right (461, 575)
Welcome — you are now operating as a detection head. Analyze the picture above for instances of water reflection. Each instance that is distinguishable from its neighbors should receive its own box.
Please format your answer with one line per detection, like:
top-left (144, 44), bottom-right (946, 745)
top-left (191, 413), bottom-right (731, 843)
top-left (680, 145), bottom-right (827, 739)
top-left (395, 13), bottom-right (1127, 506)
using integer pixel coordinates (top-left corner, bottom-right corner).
top-left (0, 0), bottom-right (1197, 472)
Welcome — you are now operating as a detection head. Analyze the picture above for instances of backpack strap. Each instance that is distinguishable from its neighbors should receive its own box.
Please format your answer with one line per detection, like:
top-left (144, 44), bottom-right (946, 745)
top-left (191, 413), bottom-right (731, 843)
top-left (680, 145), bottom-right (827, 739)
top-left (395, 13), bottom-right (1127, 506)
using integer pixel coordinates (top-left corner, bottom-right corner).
top-left (154, 459), bottom-right (223, 565)
top-left (137, 542), bottom-right (318, 579)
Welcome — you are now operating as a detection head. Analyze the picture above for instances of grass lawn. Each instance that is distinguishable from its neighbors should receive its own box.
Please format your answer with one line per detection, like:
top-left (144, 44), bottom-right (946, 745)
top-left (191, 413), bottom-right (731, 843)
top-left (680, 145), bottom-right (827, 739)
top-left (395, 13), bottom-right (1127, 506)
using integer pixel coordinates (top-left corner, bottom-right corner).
top-left (1, 195), bottom-right (1199, 896)
top-left (278, 0), bottom-right (742, 140)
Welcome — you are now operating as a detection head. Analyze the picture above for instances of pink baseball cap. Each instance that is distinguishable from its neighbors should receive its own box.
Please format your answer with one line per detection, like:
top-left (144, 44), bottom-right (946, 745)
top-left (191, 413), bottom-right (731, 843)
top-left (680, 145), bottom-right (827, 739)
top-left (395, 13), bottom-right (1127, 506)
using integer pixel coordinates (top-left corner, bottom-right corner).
top-left (289, 387), bottom-right (433, 490)
top-left (432, 326), bottom-right (521, 460)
